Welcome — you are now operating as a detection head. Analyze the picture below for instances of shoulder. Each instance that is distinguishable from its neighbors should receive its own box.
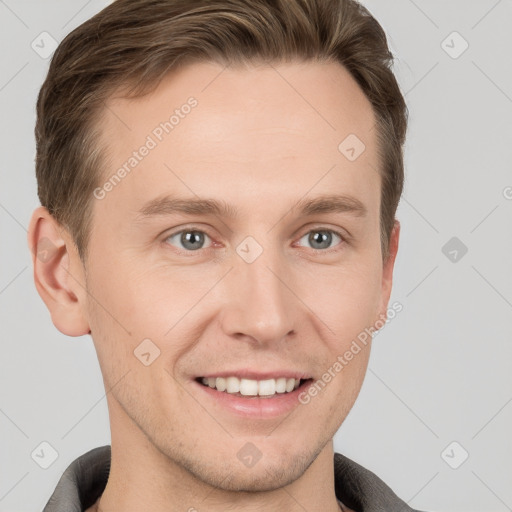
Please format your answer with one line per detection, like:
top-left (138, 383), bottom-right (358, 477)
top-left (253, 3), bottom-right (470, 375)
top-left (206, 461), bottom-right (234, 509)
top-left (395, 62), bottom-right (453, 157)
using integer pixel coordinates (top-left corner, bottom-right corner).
top-left (43, 445), bottom-right (111, 512)
top-left (333, 452), bottom-right (430, 512)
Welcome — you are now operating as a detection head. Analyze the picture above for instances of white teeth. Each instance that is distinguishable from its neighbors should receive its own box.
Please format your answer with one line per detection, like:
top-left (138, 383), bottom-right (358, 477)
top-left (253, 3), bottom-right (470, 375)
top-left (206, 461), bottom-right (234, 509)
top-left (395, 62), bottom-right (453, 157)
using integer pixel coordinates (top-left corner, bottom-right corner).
top-left (201, 376), bottom-right (302, 396)
top-left (240, 378), bottom-right (258, 396)
top-left (275, 377), bottom-right (287, 393)
top-left (226, 376), bottom-right (240, 393)
top-left (215, 377), bottom-right (227, 392)
top-left (258, 379), bottom-right (275, 396)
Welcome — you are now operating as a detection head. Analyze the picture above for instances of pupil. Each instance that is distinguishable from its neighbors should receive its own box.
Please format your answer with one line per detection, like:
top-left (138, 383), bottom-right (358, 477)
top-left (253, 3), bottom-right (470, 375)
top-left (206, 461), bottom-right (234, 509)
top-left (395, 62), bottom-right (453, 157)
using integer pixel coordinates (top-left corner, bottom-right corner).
top-left (311, 231), bottom-right (330, 249)
top-left (183, 231), bottom-right (203, 250)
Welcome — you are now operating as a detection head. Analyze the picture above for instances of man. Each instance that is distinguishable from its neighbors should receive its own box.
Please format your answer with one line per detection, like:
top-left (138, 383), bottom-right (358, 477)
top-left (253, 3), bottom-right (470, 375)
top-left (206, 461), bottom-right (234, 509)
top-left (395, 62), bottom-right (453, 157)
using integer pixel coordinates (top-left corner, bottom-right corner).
top-left (28, 0), bottom-right (421, 510)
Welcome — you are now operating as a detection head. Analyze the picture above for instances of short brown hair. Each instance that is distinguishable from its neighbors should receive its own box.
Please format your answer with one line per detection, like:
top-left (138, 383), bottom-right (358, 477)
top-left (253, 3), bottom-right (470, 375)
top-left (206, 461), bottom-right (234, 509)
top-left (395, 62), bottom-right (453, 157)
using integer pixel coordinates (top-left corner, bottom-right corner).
top-left (35, 0), bottom-right (407, 262)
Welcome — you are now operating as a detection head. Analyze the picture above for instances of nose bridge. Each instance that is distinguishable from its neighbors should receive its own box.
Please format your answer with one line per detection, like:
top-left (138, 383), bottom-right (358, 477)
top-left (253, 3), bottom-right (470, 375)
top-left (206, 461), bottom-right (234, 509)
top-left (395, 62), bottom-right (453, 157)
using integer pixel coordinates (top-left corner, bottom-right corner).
top-left (223, 235), bottom-right (297, 344)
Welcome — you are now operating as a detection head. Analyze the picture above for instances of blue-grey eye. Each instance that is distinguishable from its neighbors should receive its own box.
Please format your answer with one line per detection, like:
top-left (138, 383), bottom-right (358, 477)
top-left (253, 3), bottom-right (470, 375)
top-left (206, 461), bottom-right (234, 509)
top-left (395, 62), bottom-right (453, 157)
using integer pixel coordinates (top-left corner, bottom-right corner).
top-left (166, 230), bottom-right (212, 251)
top-left (299, 230), bottom-right (342, 250)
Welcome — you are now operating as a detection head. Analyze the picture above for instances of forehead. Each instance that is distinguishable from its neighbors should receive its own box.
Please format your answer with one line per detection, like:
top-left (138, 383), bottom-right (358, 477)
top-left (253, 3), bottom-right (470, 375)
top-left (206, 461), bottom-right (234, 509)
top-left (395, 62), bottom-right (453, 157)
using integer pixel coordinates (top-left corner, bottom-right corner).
top-left (94, 60), bottom-right (379, 224)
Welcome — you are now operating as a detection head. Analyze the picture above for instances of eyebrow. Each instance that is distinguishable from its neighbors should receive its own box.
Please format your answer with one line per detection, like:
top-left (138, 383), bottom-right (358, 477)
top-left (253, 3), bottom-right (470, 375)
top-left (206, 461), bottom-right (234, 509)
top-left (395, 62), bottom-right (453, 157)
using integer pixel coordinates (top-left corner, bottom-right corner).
top-left (134, 193), bottom-right (367, 221)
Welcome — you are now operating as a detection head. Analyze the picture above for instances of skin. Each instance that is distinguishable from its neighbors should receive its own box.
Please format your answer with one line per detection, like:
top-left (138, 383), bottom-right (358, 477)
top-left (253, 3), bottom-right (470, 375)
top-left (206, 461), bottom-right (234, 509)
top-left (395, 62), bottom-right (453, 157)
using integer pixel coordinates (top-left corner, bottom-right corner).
top-left (28, 60), bottom-right (399, 512)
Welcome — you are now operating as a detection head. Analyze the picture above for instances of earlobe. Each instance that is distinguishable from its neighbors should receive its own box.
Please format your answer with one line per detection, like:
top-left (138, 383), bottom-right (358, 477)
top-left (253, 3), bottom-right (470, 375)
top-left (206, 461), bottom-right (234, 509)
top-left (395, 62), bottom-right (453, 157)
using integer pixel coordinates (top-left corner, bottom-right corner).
top-left (27, 206), bottom-right (91, 337)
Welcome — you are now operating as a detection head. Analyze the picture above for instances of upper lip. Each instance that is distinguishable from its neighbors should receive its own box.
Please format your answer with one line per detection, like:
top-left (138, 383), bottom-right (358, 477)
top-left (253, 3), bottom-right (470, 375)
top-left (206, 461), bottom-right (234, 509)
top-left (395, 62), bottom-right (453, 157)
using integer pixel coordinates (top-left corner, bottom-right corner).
top-left (197, 369), bottom-right (311, 380)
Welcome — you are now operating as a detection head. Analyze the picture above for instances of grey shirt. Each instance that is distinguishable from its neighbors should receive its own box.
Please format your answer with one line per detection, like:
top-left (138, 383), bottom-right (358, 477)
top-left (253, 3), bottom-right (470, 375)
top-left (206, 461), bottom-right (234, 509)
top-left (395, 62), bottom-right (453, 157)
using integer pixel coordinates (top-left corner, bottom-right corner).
top-left (43, 445), bottom-right (425, 512)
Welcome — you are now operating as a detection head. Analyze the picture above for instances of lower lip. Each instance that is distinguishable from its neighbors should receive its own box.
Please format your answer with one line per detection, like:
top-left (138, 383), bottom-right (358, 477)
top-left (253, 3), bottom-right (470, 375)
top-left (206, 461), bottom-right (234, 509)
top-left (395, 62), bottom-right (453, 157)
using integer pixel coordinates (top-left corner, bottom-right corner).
top-left (194, 380), bottom-right (313, 419)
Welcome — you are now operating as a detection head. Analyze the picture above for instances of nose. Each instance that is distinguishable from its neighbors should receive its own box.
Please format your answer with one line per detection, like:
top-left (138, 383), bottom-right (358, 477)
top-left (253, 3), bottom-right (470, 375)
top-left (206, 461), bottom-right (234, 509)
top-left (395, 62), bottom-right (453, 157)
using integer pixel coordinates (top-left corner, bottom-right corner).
top-left (218, 243), bottom-right (298, 347)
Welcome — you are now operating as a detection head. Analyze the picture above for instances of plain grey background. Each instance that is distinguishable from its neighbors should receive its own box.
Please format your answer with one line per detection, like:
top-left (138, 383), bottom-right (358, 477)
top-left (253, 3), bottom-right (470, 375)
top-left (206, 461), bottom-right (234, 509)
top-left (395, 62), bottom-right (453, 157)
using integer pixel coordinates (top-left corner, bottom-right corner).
top-left (1, 1), bottom-right (511, 511)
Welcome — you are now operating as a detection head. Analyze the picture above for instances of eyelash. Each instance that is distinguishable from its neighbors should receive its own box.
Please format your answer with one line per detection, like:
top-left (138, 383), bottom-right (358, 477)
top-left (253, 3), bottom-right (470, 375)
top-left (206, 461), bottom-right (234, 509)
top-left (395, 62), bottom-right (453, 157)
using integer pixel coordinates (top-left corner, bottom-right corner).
top-left (163, 226), bottom-right (346, 256)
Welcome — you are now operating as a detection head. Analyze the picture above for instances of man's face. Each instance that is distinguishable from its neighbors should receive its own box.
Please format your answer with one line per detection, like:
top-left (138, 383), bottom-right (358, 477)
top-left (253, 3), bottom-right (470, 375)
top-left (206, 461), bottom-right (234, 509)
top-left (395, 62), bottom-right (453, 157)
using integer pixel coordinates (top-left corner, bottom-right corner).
top-left (79, 60), bottom-right (397, 490)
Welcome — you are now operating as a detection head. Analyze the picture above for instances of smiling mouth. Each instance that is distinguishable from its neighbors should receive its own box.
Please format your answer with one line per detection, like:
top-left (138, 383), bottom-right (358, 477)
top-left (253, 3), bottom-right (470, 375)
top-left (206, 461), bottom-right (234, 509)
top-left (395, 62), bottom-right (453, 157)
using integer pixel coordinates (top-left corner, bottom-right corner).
top-left (196, 376), bottom-right (312, 398)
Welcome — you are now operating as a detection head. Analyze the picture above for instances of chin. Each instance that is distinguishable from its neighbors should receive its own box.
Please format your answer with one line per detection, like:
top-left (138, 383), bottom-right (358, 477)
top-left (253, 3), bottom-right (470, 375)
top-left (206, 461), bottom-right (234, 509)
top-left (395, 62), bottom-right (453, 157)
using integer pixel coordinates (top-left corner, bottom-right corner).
top-left (176, 443), bottom-right (321, 492)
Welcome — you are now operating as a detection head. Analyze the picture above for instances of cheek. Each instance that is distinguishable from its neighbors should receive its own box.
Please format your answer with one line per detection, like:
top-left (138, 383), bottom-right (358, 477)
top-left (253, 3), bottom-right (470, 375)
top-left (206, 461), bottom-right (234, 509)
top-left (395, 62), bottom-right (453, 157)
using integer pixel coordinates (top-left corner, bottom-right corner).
top-left (310, 260), bottom-right (383, 340)
top-left (85, 256), bottom-right (203, 381)
top-left (84, 257), bottom-right (156, 377)
top-left (86, 252), bottom-right (170, 330)
top-left (303, 258), bottom-right (381, 404)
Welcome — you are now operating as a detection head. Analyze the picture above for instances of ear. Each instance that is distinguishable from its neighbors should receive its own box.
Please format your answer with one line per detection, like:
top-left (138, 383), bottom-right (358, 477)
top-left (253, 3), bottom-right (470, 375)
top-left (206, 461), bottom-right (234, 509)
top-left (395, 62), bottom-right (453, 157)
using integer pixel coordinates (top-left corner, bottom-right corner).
top-left (377, 219), bottom-right (400, 320)
top-left (27, 206), bottom-right (91, 337)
